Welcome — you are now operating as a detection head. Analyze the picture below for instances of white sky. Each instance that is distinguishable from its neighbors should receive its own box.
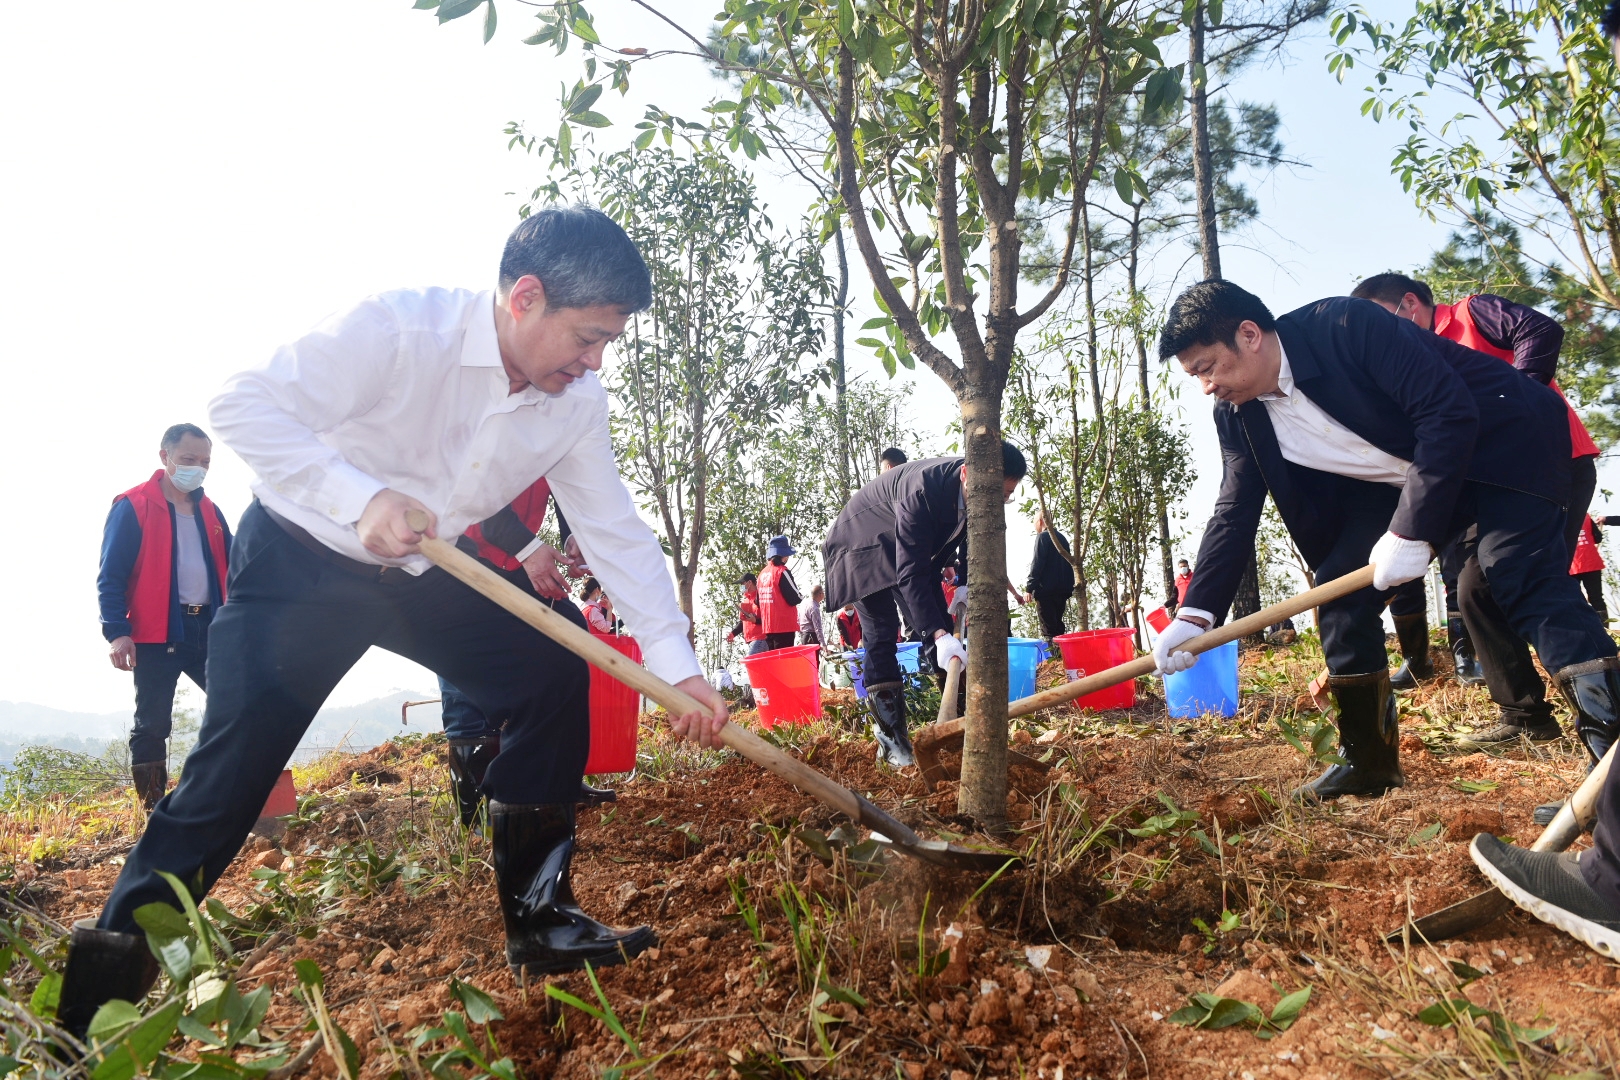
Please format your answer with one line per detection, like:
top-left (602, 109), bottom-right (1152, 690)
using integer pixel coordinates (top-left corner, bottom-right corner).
top-left (0, 1), bottom-right (1611, 716)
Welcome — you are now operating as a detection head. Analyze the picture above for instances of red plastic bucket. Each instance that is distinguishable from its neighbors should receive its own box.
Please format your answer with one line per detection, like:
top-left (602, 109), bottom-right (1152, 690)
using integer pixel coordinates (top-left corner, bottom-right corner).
top-left (1053, 628), bottom-right (1137, 710)
top-left (586, 633), bottom-right (642, 773)
top-left (741, 644), bottom-right (823, 728)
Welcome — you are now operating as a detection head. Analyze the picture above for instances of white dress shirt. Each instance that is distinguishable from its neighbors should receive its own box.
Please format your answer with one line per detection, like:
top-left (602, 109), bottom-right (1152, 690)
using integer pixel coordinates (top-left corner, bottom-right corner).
top-left (209, 287), bottom-right (701, 685)
top-left (1258, 344), bottom-right (1412, 487)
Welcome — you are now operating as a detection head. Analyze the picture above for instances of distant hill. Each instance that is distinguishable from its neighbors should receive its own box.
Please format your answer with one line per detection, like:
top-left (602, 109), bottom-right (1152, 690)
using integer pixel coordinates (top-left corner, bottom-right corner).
top-left (0, 691), bottom-right (445, 767)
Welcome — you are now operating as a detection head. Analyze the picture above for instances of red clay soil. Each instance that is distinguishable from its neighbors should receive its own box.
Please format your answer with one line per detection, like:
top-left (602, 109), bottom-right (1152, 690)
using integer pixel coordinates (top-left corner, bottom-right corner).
top-left (16, 644), bottom-right (1620, 1079)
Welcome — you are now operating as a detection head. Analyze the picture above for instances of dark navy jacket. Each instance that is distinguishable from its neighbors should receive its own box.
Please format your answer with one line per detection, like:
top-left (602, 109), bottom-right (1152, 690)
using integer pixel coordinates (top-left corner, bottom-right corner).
top-left (98, 492), bottom-right (233, 644)
top-left (822, 457), bottom-right (966, 639)
top-left (1183, 297), bottom-right (1570, 619)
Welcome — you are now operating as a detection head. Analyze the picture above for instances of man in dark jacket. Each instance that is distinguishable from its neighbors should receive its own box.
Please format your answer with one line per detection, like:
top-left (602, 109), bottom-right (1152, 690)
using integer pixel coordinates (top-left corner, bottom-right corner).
top-left (1026, 513), bottom-right (1076, 642)
top-left (822, 444), bottom-right (1027, 765)
top-left (1154, 281), bottom-right (1616, 810)
top-left (98, 424), bottom-right (233, 809)
top-left (1353, 273), bottom-right (1592, 738)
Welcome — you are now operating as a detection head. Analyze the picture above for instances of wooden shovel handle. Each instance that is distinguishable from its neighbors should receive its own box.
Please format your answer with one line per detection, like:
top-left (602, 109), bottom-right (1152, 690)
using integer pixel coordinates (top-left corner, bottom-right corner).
top-left (404, 513), bottom-right (868, 823)
top-left (1008, 565), bottom-right (1377, 718)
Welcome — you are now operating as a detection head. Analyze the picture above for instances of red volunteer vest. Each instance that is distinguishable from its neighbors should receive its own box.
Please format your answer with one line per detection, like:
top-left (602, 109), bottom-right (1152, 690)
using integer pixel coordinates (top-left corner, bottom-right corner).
top-left (757, 562), bottom-right (800, 634)
top-left (738, 594), bottom-right (764, 642)
top-left (1433, 297), bottom-right (1599, 458)
top-left (1571, 515), bottom-right (1606, 575)
top-left (465, 478), bottom-right (551, 572)
top-left (117, 470), bottom-right (230, 643)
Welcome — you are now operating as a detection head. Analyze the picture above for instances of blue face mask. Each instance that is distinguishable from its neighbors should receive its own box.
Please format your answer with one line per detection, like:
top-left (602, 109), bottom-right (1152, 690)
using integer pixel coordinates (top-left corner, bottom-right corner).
top-left (169, 465), bottom-right (207, 493)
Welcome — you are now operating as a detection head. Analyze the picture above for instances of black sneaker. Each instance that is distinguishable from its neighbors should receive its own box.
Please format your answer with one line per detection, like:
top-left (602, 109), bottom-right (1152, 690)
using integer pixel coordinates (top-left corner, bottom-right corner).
top-left (1470, 834), bottom-right (1620, 957)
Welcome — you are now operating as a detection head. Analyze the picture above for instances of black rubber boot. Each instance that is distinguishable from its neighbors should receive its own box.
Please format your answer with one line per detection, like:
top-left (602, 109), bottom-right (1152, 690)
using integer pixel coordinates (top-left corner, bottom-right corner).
top-left (1552, 656), bottom-right (1620, 766)
top-left (1389, 614), bottom-right (1435, 690)
top-left (57, 920), bottom-right (160, 1041)
top-left (1293, 670), bottom-right (1405, 801)
top-left (131, 762), bottom-right (167, 811)
top-left (866, 682), bottom-right (915, 767)
top-left (489, 802), bottom-right (655, 976)
top-left (447, 735), bottom-right (500, 828)
top-left (1448, 617), bottom-right (1485, 686)
top-left (578, 782), bottom-right (617, 806)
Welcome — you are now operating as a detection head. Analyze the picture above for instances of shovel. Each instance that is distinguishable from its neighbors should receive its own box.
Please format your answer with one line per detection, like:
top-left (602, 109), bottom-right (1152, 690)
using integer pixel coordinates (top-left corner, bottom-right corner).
top-left (1005, 565), bottom-right (1376, 718)
top-left (1384, 742), bottom-right (1614, 944)
top-left (404, 512), bottom-right (1016, 874)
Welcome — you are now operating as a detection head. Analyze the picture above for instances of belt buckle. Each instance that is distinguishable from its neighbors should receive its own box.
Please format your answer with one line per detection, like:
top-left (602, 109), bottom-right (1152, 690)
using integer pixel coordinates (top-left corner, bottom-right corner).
top-left (183, 604), bottom-right (206, 616)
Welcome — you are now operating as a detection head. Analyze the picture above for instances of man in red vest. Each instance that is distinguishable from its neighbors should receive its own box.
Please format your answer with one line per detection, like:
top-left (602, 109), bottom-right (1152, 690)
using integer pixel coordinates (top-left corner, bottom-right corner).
top-left (757, 536), bottom-right (804, 651)
top-left (1353, 273), bottom-right (1600, 745)
top-left (97, 424), bottom-right (233, 810)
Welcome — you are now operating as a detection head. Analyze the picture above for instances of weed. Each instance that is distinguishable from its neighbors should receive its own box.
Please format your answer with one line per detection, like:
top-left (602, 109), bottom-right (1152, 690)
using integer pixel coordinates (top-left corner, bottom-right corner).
top-left (413, 977), bottom-right (521, 1080)
top-left (1277, 711), bottom-right (1345, 767)
top-left (544, 961), bottom-right (666, 1075)
top-left (1168, 984), bottom-right (1311, 1039)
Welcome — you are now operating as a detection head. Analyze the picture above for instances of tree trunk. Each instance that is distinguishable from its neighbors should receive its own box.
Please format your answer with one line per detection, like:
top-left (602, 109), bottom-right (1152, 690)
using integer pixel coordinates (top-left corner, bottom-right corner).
top-left (832, 224), bottom-right (852, 501)
top-left (957, 389), bottom-right (1011, 827)
top-left (1189, 2), bottom-right (1261, 632)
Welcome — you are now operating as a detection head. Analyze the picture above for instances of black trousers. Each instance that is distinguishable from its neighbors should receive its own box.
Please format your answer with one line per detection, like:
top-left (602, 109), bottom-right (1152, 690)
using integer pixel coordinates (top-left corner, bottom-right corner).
top-left (853, 589), bottom-right (907, 687)
top-left (762, 631), bottom-right (797, 652)
top-left (129, 611), bottom-right (212, 765)
top-left (1577, 571), bottom-right (1608, 625)
top-left (98, 502), bottom-right (591, 933)
top-left (1310, 480), bottom-right (1615, 681)
top-left (1034, 590), bottom-right (1071, 640)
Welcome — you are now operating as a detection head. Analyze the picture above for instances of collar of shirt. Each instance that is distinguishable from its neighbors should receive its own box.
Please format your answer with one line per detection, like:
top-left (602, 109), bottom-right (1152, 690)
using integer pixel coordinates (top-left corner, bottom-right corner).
top-left (1257, 341), bottom-right (1294, 402)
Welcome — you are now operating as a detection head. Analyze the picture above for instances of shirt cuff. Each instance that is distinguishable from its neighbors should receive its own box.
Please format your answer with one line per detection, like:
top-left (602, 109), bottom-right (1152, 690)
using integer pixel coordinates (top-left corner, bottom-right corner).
top-left (318, 462), bottom-right (389, 526)
top-left (1177, 607), bottom-right (1216, 625)
top-left (514, 535), bottom-right (548, 563)
top-left (640, 636), bottom-right (703, 688)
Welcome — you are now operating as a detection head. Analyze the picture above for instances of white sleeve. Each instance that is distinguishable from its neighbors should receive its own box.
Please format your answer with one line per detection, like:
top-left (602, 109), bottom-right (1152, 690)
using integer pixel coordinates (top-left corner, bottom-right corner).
top-left (546, 392), bottom-right (701, 686)
top-left (208, 298), bottom-right (397, 525)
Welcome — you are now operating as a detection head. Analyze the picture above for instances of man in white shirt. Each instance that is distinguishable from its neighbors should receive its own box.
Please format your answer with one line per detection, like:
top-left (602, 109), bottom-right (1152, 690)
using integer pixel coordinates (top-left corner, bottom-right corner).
top-left (59, 208), bottom-right (729, 1037)
top-left (1152, 280), bottom-right (1614, 811)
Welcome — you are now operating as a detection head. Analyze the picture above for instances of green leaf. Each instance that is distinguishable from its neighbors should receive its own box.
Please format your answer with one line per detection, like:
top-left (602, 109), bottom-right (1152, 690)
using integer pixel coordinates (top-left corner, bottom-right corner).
top-left (449, 978), bottom-right (505, 1025)
top-left (482, 0), bottom-right (497, 43)
top-left (574, 111), bottom-right (613, 128)
top-left (1166, 1004), bottom-right (1210, 1026)
top-left (1206, 0), bottom-right (1222, 26)
top-left (0, 1056), bottom-right (21, 1080)
top-left (437, 0), bottom-right (485, 24)
top-left (1113, 167), bottom-right (1136, 205)
top-left (1448, 960), bottom-right (1490, 984)
top-left (90, 999), bottom-right (183, 1080)
top-left (293, 959), bottom-right (324, 992)
top-left (1202, 997), bottom-right (1263, 1029)
top-left (177, 1012), bottom-right (227, 1048)
top-left (836, 0), bottom-right (854, 39)
top-left (1270, 986), bottom-right (1311, 1025)
top-left (1407, 821), bottom-right (1443, 845)
top-left (413, 0), bottom-right (441, 9)
top-left (570, 15), bottom-right (601, 44)
top-left (29, 972), bottom-right (61, 1018)
top-left (134, 902), bottom-right (192, 943)
top-left (87, 999), bottom-right (144, 1044)
top-left (1450, 778), bottom-right (1498, 794)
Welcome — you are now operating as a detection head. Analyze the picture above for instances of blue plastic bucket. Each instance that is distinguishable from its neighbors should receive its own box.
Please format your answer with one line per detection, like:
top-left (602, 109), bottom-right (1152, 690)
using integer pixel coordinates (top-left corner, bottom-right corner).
top-left (843, 650), bottom-right (869, 699)
top-left (1006, 637), bottom-right (1049, 702)
top-left (1162, 640), bottom-right (1240, 718)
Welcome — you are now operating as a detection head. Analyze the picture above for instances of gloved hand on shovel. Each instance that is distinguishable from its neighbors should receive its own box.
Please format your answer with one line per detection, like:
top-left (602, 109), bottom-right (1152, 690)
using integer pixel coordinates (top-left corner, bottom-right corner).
top-left (1153, 608), bottom-right (1213, 674)
top-left (934, 631), bottom-right (968, 671)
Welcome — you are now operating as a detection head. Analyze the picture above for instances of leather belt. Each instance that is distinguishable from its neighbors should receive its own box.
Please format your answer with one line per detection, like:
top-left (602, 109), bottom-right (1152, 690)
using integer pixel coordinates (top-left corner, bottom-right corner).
top-left (262, 504), bottom-right (413, 585)
top-left (181, 604), bottom-right (210, 616)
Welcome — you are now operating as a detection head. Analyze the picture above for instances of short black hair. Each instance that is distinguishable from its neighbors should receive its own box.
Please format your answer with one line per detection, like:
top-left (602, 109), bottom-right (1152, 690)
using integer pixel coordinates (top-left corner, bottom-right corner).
top-left (1604, 0), bottom-right (1620, 38)
top-left (1351, 272), bottom-right (1434, 309)
top-left (1158, 279), bottom-right (1277, 359)
top-left (879, 447), bottom-right (908, 467)
top-left (580, 576), bottom-right (602, 598)
top-left (161, 423), bottom-right (210, 450)
top-left (738, 572), bottom-right (757, 585)
top-left (1001, 440), bottom-right (1027, 480)
top-left (499, 206), bottom-right (653, 313)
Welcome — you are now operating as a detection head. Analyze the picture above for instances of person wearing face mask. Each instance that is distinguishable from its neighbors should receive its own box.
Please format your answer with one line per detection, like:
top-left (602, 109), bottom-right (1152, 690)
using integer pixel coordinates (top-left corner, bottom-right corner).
top-left (1154, 281), bottom-right (1616, 810)
top-left (97, 423), bottom-right (233, 811)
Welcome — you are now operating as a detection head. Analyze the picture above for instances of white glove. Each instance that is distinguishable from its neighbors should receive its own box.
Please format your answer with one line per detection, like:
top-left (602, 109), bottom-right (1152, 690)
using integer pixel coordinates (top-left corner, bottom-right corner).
top-left (1152, 614), bottom-right (1209, 674)
top-left (934, 632), bottom-right (968, 671)
top-left (1369, 531), bottom-right (1432, 591)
